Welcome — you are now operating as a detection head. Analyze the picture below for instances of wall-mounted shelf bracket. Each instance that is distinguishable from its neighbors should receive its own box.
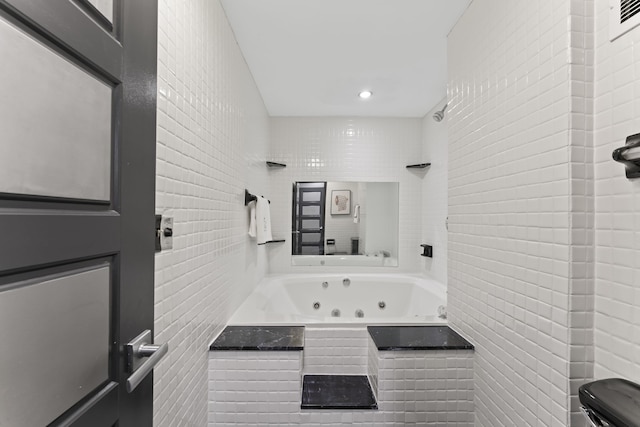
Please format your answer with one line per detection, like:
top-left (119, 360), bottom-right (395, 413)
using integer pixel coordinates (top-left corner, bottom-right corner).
top-left (420, 244), bottom-right (433, 258)
top-left (259, 239), bottom-right (285, 245)
top-left (406, 163), bottom-right (431, 169)
top-left (266, 161), bottom-right (287, 168)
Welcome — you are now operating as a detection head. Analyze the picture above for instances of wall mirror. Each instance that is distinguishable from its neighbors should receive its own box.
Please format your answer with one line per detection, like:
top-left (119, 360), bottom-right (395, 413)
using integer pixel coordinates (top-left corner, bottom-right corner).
top-left (291, 181), bottom-right (399, 267)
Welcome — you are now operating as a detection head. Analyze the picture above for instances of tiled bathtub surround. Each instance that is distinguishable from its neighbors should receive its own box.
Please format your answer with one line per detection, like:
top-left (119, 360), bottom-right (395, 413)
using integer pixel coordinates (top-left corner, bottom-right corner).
top-left (154, 0), bottom-right (269, 425)
top-left (373, 349), bottom-right (474, 426)
top-left (208, 351), bottom-right (303, 426)
top-left (366, 324), bottom-right (475, 425)
top-left (448, 0), bottom-right (595, 426)
top-left (209, 326), bottom-right (474, 426)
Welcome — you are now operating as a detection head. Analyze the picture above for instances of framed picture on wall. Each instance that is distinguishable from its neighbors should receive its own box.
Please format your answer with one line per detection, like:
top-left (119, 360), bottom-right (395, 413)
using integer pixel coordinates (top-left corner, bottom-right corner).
top-left (331, 190), bottom-right (351, 215)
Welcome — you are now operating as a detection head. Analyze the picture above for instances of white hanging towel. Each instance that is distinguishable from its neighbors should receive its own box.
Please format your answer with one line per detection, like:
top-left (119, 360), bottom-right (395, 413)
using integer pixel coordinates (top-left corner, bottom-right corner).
top-left (353, 204), bottom-right (360, 223)
top-left (255, 196), bottom-right (273, 244)
top-left (248, 200), bottom-right (257, 238)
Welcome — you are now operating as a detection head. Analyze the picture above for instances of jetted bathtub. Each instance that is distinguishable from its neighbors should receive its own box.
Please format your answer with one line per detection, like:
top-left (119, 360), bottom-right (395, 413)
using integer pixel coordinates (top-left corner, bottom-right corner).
top-left (229, 274), bottom-right (447, 325)
top-left (291, 255), bottom-right (398, 267)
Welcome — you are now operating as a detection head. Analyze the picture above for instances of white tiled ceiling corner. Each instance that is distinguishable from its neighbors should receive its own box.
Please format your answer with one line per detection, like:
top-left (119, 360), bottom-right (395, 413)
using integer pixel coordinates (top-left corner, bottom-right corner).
top-left (220, 0), bottom-right (471, 117)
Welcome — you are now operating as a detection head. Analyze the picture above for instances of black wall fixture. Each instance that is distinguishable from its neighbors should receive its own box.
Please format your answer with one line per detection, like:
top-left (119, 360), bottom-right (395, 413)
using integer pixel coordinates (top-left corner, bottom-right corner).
top-left (613, 133), bottom-right (640, 179)
top-left (406, 163), bottom-right (431, 169)
top-left (266, 161), bottom-right (286, 168)
top-left (244, 189), bottom-right (270, 205)
top-left (420, 244), bottom-right (433, 258)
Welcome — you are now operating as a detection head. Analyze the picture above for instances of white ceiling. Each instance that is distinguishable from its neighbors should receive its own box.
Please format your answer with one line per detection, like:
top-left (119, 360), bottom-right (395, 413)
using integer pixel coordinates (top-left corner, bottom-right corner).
top-left (220, 0), bottom-right (471, 118)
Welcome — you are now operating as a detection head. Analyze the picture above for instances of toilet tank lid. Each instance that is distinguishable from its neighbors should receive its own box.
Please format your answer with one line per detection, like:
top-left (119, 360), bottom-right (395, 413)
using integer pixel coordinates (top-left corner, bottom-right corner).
top-left (579, 378), bottom-right (640, 427)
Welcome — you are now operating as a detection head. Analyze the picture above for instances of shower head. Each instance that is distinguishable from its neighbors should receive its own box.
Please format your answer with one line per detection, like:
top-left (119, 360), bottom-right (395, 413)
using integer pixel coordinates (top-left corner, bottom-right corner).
top-left (433, 103), bottom-right (448, 122)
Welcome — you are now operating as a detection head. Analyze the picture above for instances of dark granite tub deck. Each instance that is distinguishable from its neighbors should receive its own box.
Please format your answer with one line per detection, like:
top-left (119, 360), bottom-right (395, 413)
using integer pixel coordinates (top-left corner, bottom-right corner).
top-left (368, 325), bottom-right (474, 350)
top-left (209, 325), bottom-right (304, 351)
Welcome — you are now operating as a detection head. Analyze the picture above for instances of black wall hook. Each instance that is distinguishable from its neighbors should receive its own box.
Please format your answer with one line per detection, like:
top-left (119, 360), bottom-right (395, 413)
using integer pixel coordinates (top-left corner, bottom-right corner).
top-left (420, 244), bottom-right (433, 258)
top-left (612, 133), bottom-right (640, 179)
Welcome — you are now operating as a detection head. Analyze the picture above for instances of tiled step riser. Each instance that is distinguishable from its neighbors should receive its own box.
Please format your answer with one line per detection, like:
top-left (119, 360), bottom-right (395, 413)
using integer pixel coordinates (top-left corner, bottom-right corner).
top-left (303, 327), bottom-right (369, 375)
top-left (209, 351), bottom-right (302, 425)
top-left (371, 346), bottom-right (474, 418)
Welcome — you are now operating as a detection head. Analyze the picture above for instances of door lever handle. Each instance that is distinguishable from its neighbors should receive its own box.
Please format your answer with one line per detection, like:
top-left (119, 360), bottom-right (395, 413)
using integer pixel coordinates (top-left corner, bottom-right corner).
top-left (125, 330), bottom-right (168, 393)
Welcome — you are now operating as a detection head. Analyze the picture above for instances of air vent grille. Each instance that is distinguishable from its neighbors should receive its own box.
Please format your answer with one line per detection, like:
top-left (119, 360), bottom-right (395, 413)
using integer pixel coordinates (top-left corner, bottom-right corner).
top-left (611, 0), bottom-right (640, 41)
top-left (621, 0), bottom-right (640, 23)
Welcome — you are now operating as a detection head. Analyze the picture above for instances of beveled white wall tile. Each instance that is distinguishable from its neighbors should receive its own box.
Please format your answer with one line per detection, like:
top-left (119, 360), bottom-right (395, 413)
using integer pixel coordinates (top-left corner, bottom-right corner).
top-left (421, 100), bottom-right (449, 285)
top-left (447, 0), bottom-right (595, 425)
top-left (593, 0), bottom-right (640, 385)
top-left (268, 117), bottom-right (424, 274)
top-left (153, 1), bottom-right (269, 425)
top-left (303, 327), bottom-right (369, 375)
top-left (208, 351), bottom-right (302, 426)
top-left (567, 0), bottom-right (595, 423)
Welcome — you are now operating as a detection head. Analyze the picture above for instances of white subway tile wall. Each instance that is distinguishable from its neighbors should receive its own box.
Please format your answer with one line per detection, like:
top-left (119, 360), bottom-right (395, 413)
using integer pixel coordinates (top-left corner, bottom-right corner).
top-left (368, 335), bottom-right (380, 399)
top-left (268, 117), bottom-right (424, 274)
top-left (208, 351), bottom-right (302, 426)
top-left (421, 100), bottom-right (449, 285)
top-left (155, 1), bottom-right (269, 425)
top-left (568, 1), bottom-right (595, 425)
top-left (376, 350), bottom-right (474, 426)
top-left (594, 0), bottom-right (640, 383)
top-left (303, 327), bottom-right (369, 375)
top-left (447, 0), bottom-right (592, 425)
top-left (146, 0), bottom-right (640, 425)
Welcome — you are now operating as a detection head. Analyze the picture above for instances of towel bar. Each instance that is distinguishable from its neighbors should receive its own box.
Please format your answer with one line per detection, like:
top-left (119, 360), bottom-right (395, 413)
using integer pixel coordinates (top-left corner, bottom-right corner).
top-left (245, 189), bottom-right (270, 206)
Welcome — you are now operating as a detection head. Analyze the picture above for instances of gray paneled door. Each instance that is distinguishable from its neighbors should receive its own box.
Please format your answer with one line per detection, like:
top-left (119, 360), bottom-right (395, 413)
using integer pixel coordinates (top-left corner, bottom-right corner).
top-left (0, 1), bottom-right (158, 426)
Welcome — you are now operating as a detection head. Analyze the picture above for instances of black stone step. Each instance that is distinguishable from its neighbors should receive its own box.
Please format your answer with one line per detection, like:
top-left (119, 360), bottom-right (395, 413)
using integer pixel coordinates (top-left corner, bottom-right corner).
top-left (209, 326), bottom-right (304, 351)
top-left (301, 375), bottom-right (377, 410)
top-left (367, 325), bottom-right (474, 351)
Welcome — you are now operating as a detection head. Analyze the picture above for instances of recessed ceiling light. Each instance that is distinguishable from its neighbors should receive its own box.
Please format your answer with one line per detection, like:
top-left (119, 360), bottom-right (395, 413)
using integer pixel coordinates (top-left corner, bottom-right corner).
top-left (358, 90), bottom-right (373, 99)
